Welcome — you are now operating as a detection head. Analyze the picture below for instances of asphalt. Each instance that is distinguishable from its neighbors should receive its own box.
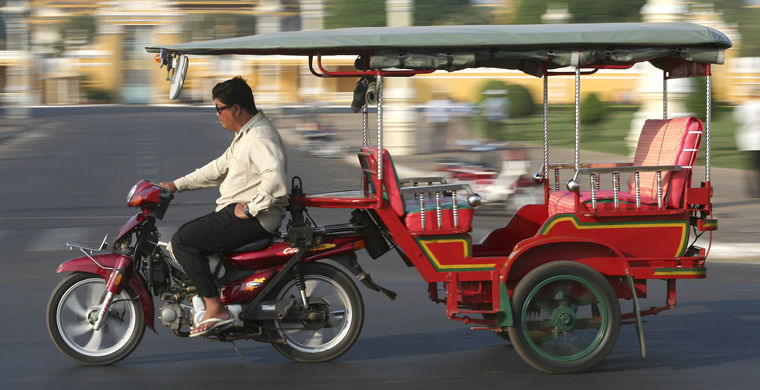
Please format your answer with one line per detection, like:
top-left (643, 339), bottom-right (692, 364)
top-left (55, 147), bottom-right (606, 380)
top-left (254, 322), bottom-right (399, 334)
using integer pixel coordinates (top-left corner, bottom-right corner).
top-left (2, 109), bottom-right (758, 262)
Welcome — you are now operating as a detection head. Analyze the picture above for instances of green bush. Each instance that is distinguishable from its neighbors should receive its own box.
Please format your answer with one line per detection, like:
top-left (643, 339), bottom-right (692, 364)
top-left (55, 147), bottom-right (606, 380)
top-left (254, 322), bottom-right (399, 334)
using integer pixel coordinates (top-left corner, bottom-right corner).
top-left (580, 92), bottom-right (605, 124)
top-left (473, 80), bottom-right (537, 140)
top-left (477, 80), bottom-right (536, 119)
top-left (84, 88), bottom-right (114, 103)
top-left (505, 84), bottom-right (536, 118)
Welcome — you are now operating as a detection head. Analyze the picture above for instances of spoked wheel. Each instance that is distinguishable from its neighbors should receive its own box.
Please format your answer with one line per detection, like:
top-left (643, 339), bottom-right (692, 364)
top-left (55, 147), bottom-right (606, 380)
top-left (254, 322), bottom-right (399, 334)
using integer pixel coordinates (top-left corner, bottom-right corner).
top-left (47, 273), bottom-right (145, 365)
top-left (269, 262), bottom-right (364, 362)
top-left (507, 261), bottom-right (620, 374)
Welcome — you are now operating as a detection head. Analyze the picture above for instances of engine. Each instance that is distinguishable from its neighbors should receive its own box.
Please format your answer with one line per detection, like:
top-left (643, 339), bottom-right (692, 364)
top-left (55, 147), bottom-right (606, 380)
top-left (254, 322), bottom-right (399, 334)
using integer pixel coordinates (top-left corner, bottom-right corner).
top-left (159, 302), bottom-right (193, 331)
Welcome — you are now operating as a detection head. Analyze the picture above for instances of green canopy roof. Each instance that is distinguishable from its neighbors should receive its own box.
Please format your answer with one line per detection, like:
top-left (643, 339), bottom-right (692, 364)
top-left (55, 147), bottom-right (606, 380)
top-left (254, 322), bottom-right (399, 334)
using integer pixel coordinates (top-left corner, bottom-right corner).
top-left (146, 23), bottom-right (731, 76)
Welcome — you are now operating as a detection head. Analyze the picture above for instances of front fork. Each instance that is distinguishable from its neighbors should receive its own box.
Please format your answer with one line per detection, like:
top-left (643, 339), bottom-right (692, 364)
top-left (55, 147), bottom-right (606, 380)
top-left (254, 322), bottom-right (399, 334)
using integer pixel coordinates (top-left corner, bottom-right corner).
top-left (93, 256), bottom-right (131, 330)
top-left (93, 292), bottom-right (114, 330)
top-left (57, 251), bottom-right (145, 330)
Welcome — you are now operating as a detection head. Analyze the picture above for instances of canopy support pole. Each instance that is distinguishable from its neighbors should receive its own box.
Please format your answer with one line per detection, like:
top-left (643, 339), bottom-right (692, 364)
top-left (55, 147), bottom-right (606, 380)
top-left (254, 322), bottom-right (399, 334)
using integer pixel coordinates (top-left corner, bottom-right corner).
top-left (705, 66), bottom-right (712, 183)
top-left (362, 104), bottom-right (369, 147)
top-left (543, 73), bottom-right (549, 182)
top-left (574, 66), bottom-right (580, 174)
top-left (663, 70), bottom-right (668, 120)
top-left (377, 73), bottom-right (384, 182)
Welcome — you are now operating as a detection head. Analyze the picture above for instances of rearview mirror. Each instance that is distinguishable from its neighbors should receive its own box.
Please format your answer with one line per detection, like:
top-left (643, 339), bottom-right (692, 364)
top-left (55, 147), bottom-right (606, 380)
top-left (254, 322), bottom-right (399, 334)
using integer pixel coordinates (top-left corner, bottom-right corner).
top-left (169, 55), bottom-right (188, 100)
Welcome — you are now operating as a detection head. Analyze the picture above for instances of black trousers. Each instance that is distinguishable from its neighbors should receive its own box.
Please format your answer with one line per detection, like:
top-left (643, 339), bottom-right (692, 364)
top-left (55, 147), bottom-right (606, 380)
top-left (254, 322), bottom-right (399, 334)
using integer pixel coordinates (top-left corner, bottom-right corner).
top-left (171, 204), bottom-right (273, 297)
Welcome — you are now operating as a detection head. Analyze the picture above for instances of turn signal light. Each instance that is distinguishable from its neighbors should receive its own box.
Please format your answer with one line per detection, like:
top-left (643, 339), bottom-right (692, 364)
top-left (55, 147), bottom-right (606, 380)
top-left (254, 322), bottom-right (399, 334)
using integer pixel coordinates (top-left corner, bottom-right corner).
top-left (127, 195), bottom-right (143, 207)
top-left (353, 240), bottom-right (365, 250)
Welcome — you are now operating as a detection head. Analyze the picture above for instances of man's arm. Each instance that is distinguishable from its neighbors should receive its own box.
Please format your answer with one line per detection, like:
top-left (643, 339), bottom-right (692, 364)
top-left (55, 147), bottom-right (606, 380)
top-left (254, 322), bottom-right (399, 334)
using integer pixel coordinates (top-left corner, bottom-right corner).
top-left (173, 150), bottom-right (231, 192)
top-left (244, 135), bottom-right (287, 217)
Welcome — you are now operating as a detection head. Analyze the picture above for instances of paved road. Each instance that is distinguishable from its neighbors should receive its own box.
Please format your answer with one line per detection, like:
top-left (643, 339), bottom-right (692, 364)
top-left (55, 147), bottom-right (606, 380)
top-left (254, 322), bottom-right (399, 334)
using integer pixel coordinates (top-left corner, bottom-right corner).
top-left (1, 107), bottom-right (760, 389)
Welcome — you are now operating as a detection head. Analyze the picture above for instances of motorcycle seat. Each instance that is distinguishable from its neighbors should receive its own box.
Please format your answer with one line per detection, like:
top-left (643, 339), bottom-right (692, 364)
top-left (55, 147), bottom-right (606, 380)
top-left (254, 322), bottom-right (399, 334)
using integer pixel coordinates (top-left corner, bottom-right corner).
top-left (229, 236), bottom-right (275, 254)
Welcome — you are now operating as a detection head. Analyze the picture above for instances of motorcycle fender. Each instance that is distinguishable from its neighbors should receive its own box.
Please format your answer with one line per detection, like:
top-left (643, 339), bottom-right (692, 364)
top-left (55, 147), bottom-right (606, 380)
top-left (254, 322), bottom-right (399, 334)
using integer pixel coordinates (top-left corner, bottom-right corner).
top-left (56, 254), bottom-right (155, 331)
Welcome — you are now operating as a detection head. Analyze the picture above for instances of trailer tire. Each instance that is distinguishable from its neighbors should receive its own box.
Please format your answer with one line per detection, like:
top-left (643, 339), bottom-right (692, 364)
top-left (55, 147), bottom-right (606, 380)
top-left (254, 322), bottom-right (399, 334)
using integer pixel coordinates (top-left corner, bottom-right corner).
top-left (507, 261), bottom-right (620, 374)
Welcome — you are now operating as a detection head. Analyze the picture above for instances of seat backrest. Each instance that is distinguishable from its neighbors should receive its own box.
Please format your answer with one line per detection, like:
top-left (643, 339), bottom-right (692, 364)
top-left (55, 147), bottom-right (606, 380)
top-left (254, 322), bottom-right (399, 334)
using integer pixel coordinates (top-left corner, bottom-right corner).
top-left (626, 117), bottom-right (703, 208)
top-left (358, 147), bottom-right (405, 216)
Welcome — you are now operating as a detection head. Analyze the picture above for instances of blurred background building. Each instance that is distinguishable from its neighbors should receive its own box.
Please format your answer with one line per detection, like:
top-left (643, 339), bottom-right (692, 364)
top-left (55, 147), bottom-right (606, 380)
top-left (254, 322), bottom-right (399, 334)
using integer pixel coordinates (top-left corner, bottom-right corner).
top-left (0, 0), bottom-right (758, 107)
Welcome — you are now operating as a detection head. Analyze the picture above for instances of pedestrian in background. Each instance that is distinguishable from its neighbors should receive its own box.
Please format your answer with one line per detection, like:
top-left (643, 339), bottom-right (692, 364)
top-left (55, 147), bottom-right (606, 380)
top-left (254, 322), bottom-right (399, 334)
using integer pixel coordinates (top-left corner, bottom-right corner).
top-left (734, 85), bottom-right (760, 198)
top-left (423, 95), bottom-right (451, 153)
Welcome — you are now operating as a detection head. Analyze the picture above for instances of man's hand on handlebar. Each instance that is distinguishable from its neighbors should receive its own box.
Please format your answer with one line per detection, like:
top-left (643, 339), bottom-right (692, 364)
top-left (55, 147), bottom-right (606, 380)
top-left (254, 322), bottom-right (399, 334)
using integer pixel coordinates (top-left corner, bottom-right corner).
top-left (159, 182), bottom-right (177, 194)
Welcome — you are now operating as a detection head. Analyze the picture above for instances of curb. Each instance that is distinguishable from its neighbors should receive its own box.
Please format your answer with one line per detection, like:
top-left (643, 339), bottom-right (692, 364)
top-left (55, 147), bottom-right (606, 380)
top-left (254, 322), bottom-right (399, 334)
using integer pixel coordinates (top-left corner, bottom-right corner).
top-left (707, 243), bottom-right (760, 262)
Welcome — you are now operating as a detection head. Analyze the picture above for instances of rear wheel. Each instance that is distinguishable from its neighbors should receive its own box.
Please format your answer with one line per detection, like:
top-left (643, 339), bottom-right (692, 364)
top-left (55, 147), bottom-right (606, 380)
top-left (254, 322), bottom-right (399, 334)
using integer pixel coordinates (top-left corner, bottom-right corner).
top-left (269, 263), bottom-right (364, 362)
top-left (47, 273), bottom-right (145, 365)
top-left (507, 261), bottom-right (620, 374)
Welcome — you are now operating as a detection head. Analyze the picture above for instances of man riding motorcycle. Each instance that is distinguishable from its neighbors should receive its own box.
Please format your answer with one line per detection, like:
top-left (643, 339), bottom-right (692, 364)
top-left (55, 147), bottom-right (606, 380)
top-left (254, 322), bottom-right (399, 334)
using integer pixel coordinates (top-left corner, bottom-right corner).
top-left (160, 76), bottom-right (288, 337)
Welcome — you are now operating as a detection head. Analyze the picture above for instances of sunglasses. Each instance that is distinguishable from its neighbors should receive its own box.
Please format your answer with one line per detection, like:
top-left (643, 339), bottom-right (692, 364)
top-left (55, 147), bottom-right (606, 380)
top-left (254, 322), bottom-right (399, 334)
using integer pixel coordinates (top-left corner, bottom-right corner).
top-left (215, 105), bottom-right (232, 114)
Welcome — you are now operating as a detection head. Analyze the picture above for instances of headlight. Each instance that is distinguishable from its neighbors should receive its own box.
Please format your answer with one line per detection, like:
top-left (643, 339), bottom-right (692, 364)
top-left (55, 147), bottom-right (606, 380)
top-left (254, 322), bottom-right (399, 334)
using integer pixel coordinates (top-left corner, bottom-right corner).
top-left (126, 183), bottom-right (138, 203)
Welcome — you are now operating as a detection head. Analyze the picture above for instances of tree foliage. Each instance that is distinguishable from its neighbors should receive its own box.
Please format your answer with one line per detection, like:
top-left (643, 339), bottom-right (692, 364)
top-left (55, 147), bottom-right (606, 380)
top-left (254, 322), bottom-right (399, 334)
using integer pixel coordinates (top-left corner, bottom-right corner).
top-left (60, 15), bottom-right (97, 47)
top-left (325, 0), bottom-right (490, 29)
top-left (182, 13), bottom-right (255, 42)
top-left (414, 0), bottom-right (491, 26)
top-left (513, 0), bottom-right (645, 24)
top-left (701, 0), bottom-right (760, 57)
top-left (325, 0), bottom-right (386, 29)
top-left (0, 16), bottom-right (5, 50)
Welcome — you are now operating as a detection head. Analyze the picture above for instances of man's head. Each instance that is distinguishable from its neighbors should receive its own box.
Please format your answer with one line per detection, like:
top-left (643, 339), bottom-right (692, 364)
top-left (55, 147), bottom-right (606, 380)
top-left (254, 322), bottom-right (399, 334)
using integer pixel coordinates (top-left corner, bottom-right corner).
top-left (213, 77), bottom-right (257, 132)
top-left (212, 76), bottom-right (257, 115)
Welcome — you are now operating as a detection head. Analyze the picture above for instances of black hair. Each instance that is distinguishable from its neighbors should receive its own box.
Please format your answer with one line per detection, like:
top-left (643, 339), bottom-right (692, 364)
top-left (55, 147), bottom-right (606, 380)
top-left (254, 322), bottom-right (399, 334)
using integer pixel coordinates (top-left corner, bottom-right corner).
top-left (212, 76), bottom-right (257, 115)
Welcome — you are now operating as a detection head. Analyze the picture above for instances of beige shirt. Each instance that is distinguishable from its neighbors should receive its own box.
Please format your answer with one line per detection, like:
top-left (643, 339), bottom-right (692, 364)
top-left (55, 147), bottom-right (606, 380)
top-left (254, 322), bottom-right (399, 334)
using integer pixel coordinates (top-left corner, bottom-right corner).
top-left (174, 112), bottom-right (288, 233)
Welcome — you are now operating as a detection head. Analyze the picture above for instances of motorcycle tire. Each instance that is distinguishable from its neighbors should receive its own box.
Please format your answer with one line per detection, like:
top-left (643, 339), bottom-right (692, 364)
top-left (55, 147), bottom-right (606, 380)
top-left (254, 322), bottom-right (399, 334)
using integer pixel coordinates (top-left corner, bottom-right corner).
top-left (47, 272), bottom-right (146, 365)
top-left (268, 262), bottom-right (364, 362)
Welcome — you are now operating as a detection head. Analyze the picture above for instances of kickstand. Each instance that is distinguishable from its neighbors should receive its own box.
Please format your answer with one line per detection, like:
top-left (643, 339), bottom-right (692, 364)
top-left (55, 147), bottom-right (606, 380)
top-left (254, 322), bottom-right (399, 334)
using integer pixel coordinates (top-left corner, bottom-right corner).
top-left (625, 271), bottom-right (646, 358)
top-left (230, 340), bottom-right (245, 359)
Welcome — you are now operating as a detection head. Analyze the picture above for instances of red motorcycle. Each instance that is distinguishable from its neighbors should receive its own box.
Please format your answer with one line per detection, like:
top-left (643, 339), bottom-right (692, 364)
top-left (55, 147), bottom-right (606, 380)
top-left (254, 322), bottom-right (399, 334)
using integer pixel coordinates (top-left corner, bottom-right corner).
top-left (47, 178), bottom-right (394, 365)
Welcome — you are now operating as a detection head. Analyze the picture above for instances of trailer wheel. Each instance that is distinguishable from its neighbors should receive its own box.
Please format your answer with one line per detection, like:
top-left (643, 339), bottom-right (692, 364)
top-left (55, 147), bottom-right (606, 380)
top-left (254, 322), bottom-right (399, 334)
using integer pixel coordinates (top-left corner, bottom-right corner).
top-left (507, 261), bottom-right (620, 374)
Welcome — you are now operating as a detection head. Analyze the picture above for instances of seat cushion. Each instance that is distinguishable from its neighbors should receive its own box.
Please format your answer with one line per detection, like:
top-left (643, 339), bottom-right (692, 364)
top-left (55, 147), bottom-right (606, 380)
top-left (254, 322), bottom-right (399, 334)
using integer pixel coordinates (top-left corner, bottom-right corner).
top-left (626, 117), bottom-right (702, 208)
top-left (404, 198), bottom-right (474, 234)
top-left (548, 190), bottom-right (661, 215)
top-left (359, 147), bottom-right (405, 217)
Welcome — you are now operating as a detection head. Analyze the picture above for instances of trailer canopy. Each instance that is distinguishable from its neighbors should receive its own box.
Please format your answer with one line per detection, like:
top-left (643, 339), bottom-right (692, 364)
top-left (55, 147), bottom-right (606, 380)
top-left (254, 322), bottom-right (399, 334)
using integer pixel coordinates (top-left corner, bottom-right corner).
top-left (146, 23), bottom-right (731, 76)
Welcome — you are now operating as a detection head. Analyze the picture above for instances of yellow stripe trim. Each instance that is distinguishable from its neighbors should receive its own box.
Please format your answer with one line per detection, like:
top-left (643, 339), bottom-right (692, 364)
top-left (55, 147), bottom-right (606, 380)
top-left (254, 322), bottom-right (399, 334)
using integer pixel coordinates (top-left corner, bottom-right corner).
top-left (542, 215), bottom-right (688, 257)
top-left (417, 238), bottom-right (496, 270)
top-left (653, 270), bottom-right (706, 276)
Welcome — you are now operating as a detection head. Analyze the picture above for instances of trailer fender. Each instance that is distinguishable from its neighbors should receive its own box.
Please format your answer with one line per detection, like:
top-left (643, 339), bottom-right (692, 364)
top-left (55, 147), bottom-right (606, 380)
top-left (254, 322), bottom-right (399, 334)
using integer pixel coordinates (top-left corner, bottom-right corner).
top-left (502, 237), bottom-right (630, 283)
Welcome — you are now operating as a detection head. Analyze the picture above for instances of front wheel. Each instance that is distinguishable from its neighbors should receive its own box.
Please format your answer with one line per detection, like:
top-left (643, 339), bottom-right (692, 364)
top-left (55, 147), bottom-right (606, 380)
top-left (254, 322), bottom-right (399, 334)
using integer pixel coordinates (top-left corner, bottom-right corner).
top-left (269, 262), bottom-right (364, 362)
top-left (47, 272), bottom-right (145, 365)
top-left (507, 261), bottom-right (621, 374)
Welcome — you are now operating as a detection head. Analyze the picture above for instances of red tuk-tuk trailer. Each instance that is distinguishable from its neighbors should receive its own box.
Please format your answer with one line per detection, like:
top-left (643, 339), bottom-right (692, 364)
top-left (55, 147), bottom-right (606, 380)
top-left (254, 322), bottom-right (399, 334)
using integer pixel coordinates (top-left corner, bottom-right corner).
top-left (147, 22), bottom-right (730, 373)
